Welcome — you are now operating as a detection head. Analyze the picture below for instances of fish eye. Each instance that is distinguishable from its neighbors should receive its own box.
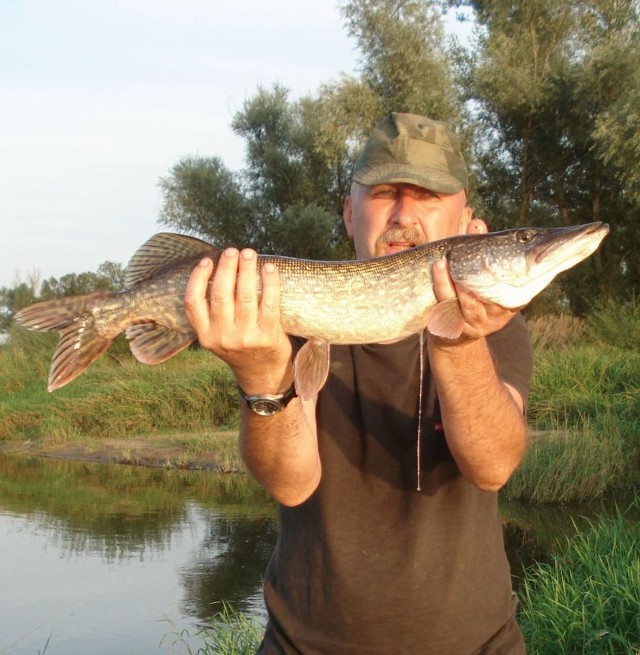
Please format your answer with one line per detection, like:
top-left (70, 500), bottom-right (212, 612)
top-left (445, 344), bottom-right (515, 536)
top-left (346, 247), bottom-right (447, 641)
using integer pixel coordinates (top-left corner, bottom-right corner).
top-left (516, 230), bottom-right (534, 244)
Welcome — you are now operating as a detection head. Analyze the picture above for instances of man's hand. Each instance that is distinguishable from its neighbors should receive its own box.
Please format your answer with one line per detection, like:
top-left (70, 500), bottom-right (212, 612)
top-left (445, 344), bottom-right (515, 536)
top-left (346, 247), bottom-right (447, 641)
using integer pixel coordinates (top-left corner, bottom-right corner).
top-left (430, 218), bottom-right (518, 341)
top-left (184, 248), bottom-right (294, 394)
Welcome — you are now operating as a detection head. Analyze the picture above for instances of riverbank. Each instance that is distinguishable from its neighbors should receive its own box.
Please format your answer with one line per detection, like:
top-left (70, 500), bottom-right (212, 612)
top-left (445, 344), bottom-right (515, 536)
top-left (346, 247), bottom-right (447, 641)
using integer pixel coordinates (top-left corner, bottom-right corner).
top-left (0, 430), bottom-right (245, 472)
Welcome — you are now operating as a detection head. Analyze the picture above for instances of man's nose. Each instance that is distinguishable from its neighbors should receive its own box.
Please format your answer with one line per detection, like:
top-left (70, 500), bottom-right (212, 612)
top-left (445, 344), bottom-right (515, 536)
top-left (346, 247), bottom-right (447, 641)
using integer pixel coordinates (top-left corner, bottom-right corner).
top-left (390, 193), bottom-right (418, 227)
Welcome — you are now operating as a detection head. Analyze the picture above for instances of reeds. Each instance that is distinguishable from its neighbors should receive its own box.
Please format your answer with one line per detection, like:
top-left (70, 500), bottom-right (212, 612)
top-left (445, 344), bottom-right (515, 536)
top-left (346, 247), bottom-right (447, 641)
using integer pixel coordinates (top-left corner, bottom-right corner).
top-left (162, 603), bottom-right (263, 655)
top-left (507, 299), bottom-right (640, 504)
top-left (518, 497), bottom-right (640, 654)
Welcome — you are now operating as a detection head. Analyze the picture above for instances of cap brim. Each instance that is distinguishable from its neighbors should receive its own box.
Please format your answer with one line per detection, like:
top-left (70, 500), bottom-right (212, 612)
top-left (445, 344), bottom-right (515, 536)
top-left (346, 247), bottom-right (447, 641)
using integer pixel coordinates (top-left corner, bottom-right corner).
top-left (353, 163), bottom-right (465, 194)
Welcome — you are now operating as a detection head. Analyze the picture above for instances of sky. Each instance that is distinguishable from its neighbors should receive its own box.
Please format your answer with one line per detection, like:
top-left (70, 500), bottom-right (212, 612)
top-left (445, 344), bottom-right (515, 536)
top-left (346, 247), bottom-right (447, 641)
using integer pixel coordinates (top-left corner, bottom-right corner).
top-left (0, 1), bottom-right (470, 289)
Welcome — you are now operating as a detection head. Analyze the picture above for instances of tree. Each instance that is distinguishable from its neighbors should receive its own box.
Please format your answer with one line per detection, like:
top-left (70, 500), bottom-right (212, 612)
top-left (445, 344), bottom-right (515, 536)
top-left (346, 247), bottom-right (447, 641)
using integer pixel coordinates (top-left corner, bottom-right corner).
top-left (97, 261), bottom-right (126, 291)
top-left (341, 0), bottom-right (460, 120)
top-left (460, 0), bottom-right (579, 226)
top-left (158, 156), bottom-right (250, 249)
top-left (0, 271), bottom-right (40, 334)
top-left (455, 0), bottom-right (640, 309)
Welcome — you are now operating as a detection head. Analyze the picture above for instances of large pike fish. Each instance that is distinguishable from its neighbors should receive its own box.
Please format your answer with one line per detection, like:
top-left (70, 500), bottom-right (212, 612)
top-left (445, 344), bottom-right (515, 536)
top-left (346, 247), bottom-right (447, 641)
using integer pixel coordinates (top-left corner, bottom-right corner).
top-left (15, 222), bottom-right (608, 396)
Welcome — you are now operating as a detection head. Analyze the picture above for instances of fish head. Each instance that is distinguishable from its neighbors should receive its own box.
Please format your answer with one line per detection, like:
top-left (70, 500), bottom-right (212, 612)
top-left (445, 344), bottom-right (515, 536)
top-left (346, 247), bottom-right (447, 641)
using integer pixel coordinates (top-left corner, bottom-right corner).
top-left (447, 222), bottom-right (609, 308)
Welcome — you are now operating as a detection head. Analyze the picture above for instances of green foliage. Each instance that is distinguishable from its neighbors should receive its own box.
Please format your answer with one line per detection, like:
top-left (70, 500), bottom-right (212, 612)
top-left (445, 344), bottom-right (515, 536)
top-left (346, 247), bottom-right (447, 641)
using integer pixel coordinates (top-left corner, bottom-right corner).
top-left (153, 0), bottom-right (640, 304)
top-left (0, 271), bottom-right (40, 332)
top-left (0, 330), bottom-right (239, 443)
top-left (518, 498), bottom-right (640, 654)
top-left (505, 303), bottom-right (640, 503)
top-left (585, 294), bottom-right (640, 350)
top-left (341, 0), bottom-right (460, 119)
top-left (163, 603), bottom-right (264, 655)
top-left (461, 0), bottom-right (640, 306)
top-left (526, 313), bottom-right (585, 350)
top-left (269, 203), bottom-right (351, 259)
top-left (39, 264), bottom-right (125, 299)
top-left (528, 343), bottom-right (640, 430)
top-left (158, 156), bottom-right (250, 248)
top-left (504, 418), bottom-right (632, 503)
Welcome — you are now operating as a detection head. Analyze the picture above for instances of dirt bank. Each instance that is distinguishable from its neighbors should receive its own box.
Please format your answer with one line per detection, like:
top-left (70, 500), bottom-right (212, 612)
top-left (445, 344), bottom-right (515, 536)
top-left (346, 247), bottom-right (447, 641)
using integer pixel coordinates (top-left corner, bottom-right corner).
top-left (0, 435), bottom-right (238, 471)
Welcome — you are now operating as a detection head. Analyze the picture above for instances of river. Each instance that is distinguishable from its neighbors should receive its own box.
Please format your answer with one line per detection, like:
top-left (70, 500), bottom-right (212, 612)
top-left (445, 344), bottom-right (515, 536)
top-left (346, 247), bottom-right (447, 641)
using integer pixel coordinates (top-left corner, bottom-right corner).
top-left (0, 453), bottom-right (618, 655)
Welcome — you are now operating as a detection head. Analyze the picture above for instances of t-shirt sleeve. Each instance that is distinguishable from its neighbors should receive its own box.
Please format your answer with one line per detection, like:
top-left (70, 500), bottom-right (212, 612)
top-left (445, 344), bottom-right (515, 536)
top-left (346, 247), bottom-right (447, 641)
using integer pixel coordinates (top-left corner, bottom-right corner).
top-left (486, 312), bottom-right (533, 413)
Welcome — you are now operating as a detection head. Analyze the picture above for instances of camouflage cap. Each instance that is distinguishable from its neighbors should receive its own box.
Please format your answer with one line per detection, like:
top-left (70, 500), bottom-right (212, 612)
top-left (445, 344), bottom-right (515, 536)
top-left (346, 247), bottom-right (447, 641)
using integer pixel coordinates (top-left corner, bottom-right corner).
top-left (352, 112), bottom-right (468, 194)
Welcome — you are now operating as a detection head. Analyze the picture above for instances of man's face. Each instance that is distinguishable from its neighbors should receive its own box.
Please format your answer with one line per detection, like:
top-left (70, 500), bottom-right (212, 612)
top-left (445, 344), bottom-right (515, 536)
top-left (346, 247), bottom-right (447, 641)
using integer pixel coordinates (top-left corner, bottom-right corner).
top-left (343, 182), bottom-right (472, 259)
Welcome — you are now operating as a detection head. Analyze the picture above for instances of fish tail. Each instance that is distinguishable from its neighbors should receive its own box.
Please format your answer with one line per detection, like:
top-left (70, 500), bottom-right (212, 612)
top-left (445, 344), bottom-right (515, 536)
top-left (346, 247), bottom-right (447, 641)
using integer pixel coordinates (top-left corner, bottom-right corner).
top-left (15, 291), bottom-right (117, 391)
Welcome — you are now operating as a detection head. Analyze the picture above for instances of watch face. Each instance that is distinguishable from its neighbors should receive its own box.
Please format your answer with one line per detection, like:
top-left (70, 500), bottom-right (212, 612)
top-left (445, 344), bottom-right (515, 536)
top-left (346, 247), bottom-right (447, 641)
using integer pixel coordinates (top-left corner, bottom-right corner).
top-left (249, 397), bottom-right (282, 416)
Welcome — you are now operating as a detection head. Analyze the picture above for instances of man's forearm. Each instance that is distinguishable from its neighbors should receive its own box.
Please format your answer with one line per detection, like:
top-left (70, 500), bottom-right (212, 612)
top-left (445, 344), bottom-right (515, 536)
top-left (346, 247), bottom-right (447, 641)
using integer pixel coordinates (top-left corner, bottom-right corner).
top-left (240, 396), bottom-right (321, 507)
top-left (428, 336), bottom-right (528, 491)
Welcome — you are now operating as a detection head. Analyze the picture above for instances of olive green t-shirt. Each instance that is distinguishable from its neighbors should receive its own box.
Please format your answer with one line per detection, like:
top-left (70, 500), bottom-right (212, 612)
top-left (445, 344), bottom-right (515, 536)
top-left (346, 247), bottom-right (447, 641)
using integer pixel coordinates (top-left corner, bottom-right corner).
top-left (261, 315), bottom-right (532, 654)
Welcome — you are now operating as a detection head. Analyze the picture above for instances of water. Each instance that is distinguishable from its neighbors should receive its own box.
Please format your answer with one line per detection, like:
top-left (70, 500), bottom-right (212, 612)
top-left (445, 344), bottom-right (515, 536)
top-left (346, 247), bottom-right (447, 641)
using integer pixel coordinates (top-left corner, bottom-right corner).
top-left (0, 455), bottom-right (276, 655)
top-left (0, 454), bottom-right (627, 654)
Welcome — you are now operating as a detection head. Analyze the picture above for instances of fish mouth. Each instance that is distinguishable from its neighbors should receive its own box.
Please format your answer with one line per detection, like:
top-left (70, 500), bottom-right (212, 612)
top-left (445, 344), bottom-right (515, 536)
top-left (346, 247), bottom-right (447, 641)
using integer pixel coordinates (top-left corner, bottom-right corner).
top-left (533, 222), bottom-right (609, 265)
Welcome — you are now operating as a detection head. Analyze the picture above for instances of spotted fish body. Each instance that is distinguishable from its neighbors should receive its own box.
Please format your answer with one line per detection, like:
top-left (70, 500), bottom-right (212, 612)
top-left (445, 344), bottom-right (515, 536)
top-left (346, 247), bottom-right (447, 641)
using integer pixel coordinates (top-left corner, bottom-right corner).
top-left (15, 223), bottom-right (609, 394)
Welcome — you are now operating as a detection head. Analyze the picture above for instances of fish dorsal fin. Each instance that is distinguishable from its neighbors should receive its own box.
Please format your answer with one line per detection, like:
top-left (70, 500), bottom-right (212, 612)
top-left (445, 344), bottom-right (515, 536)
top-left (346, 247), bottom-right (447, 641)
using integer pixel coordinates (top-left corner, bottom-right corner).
top-left (293, 339), bottom-right (331, 400)
top-left (126, 322), bottom-right (196, 364)
top-left (427, 298), bottom-right (465, 340)
top-left (125, 233), bottom-right (219, 288)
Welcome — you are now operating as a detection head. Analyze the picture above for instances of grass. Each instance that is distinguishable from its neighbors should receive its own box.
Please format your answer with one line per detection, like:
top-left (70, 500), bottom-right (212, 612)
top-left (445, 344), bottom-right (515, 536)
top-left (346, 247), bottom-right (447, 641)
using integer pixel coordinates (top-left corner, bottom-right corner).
top-left (518, 497), bottom-right (640, 654)
top-left (585, 294), bottom-right (640, 351)
top-left (507, 304), bottom-right (640, 504)
top-left (504, 419), bottom-right (632, 504)
top-left (162, 603), bottom-right (264, 655)
top-left (0, 327), bottom-right (239, 444)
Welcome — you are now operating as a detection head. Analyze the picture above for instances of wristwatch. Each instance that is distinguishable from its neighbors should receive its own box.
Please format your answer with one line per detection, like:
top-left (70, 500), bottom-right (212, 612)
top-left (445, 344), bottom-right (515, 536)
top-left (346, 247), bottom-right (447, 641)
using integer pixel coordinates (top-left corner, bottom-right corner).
top-left (237, 384), bottom-right (298, 417)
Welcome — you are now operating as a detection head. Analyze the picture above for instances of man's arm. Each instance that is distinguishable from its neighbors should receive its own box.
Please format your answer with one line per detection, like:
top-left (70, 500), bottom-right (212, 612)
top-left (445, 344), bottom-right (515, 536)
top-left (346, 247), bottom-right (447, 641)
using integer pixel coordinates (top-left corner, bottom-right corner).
top-left (184, 249), bottom-right (321, 506)
top-left (428, 258), bottom-right (529, 492)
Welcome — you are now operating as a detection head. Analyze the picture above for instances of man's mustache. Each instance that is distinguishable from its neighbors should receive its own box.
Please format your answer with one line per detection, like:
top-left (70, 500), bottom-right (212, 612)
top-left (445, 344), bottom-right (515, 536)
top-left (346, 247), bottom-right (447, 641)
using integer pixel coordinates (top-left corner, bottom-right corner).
top-left (376, 227), bottom-right (426, 248)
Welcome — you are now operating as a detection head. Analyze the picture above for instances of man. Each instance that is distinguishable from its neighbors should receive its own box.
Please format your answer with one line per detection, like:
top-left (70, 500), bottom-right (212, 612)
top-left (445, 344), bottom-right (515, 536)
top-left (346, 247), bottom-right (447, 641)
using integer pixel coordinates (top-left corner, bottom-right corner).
top-left (185, 113), bottom-right (532, 654)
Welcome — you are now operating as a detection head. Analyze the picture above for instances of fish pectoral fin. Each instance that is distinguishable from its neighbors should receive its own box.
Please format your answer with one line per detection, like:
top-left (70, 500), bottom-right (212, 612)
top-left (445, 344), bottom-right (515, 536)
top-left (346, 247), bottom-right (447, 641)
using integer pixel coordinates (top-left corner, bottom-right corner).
top-left (427, 298), bottom-right (465, 340)
top-left (126, 323), bottom-right (196, 364)
top-left (293, 339), bottom-right (331, 400)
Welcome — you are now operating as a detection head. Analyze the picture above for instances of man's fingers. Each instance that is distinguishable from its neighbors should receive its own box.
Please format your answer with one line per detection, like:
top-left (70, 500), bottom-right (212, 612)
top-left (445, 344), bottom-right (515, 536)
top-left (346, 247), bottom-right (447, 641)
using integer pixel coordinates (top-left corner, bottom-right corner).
top-left (235, 249), bottom-right (260, 325)
top-left (209, 248), bottom-right (240, 330)
top-left (259, 261), bottom-right (281, 329)
top-left (432, 259), bottom-right (457, 302)
top-left (184, 257), bottom-right (214, 333)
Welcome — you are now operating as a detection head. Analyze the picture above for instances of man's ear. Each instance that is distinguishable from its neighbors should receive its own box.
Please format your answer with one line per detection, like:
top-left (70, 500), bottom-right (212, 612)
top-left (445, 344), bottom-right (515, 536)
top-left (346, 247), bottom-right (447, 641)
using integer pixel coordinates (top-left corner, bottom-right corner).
top-left (343, 195), bottom-right (354, 238)
top-left (458, 205), bottom-right (474, 234)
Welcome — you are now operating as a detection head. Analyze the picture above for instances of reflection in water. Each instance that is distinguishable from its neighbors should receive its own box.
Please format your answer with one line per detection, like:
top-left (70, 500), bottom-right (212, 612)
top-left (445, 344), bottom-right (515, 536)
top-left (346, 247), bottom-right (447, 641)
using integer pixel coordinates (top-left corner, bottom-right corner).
top-left (0, 454), bottom-right (276, 655)
top-left (180, 512), bottom-right (277, 621)
top-left (0, 454), bottom-right (628, 654)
